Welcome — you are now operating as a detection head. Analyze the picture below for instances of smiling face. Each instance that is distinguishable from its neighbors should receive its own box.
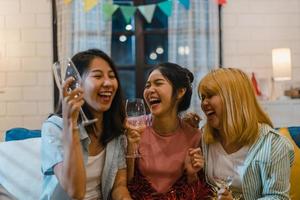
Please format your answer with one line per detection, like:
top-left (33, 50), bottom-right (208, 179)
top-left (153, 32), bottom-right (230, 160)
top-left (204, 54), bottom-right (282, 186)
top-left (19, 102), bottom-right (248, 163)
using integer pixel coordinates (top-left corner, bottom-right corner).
top-left (82, 57), bottom-right (118, 114)
top-left (200, 91), bottom-right (223, 130)
top-left (143, 69), bottom-right (178, 117)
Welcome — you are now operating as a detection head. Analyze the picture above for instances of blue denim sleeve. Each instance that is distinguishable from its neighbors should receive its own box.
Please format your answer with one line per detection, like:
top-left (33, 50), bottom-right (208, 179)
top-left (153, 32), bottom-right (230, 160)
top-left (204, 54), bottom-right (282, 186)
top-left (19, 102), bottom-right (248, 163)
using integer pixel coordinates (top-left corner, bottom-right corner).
top-left (41, 116), bottom-right (64, 175)
top-left (117, 135), bottom-right (126, 169)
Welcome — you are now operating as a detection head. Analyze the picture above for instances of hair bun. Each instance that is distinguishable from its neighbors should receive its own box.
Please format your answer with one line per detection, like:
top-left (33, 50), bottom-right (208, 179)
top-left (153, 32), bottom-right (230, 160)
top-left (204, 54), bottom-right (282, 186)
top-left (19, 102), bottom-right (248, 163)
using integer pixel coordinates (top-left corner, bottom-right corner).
top-left (184, 68), bottom-right (194, 83)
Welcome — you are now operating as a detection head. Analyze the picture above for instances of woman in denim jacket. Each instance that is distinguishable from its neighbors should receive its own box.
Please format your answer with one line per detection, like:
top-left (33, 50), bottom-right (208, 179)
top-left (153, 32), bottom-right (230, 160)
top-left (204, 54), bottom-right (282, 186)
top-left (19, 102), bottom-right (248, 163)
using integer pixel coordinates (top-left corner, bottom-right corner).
top-left (41, 49), bottom-right (132, 200)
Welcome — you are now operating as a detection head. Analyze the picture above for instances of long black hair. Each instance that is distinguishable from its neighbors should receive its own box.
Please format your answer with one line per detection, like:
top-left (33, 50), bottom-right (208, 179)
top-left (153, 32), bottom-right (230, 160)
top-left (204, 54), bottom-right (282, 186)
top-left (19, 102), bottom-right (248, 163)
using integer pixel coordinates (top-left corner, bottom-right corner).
top-left (148, 62), bottom-right (194, 113)
top-left (53, 49), bottom-right (125, 145)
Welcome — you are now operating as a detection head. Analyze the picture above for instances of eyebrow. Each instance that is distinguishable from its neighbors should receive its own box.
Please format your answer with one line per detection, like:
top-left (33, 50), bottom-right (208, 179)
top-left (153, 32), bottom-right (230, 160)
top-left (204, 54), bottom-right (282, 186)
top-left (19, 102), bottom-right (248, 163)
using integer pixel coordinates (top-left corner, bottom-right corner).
top-left (89, 69), bottom-right (114, 74)
top-left (146, 78), bottom-right (165, 83)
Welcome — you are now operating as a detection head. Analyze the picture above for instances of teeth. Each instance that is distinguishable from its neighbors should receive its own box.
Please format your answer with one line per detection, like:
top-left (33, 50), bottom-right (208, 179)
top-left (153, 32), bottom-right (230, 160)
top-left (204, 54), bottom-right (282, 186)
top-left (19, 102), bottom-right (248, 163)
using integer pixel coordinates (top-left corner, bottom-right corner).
top-left (206, 111), bottom-right (214, 115)
top-left (99, 91), bottom-right (112, 96)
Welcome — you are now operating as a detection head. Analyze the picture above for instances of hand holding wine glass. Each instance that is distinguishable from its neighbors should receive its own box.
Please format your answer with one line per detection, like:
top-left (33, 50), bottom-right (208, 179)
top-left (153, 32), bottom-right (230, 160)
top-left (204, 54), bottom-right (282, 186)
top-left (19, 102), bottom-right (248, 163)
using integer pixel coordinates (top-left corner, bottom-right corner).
top-left (125, 98), bottom-right (147, 158)
top-left (52, 58), bottom-right (98, 127)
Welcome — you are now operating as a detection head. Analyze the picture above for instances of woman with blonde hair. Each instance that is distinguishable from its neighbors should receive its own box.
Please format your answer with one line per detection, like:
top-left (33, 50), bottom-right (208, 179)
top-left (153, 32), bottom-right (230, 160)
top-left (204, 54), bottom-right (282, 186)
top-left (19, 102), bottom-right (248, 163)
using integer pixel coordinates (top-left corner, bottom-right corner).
top-left (198, 68), bottom-right (294, 199)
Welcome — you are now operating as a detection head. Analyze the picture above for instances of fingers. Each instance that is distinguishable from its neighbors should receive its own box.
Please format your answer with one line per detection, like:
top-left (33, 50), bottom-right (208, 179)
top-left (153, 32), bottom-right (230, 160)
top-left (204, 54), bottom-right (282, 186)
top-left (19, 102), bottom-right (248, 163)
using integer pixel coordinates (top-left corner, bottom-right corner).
top-left (182, 112), bottom-right (201, 128)
top-left (188, 147), bottom-right (204, 168)
top-left (62, 77), bottom-right (84, 119)
top-left (217, 188), bottom-right (233, 200)
top-left (62, 77), bottom-right (83, 97)
top-left (125, 128), bottom-right (141, 144)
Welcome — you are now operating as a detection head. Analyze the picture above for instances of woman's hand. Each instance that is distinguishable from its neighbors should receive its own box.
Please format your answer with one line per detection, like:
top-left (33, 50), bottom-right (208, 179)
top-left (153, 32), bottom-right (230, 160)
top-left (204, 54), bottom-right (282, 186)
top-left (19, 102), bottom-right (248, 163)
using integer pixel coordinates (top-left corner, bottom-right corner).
top-left (182, 112), bottom-right (201, 128)
top-left (125, 119), bottom-right (146, 156)
top-left (62, 77), bottom-right (84, 139)
top-left (217, 188), bottom-right (234, 200)
top-left (184, 147), bottom-right (204, 183)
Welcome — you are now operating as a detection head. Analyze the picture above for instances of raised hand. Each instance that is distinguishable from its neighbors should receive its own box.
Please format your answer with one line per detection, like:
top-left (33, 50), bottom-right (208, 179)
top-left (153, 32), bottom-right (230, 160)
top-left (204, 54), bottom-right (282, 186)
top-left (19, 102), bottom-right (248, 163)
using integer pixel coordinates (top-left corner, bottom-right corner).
top-left (124, 117), bottom-right (146, 158)
top-left (217, 188), bottom-right (234, 200)
top-left (62, 77), bottom-right (84, 138)
top-left (182, 112), bottom-right (201, 128)
top-left (184, 147), bottom-right (204, 183)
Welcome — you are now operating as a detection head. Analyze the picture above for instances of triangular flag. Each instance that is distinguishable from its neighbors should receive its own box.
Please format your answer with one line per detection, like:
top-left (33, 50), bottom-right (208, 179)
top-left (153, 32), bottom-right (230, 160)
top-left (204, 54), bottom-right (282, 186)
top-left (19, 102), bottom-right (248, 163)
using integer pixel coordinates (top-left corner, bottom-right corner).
top-left (120, 6), bottom-right (136, 23)
top-left (102, 3), bottom-right (119, 20)
top-left (178, 0), bottom-right (190, 10)
top-left (158, 0), bottom-right (172, 17)
top-left (64, 0), bottom-right (72, 4)
top-left (138, 4), bottom-right (156, 23)
top-left (84, 0), bottom-right (98, 12)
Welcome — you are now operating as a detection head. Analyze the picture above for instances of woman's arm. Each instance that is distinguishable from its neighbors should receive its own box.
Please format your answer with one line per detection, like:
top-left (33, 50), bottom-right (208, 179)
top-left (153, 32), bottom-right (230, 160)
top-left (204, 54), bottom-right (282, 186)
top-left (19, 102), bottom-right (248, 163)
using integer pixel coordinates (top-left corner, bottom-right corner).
top-left (258, 138), bottom-right (294, 200)
top-left (53, 77), bottom-right (86, 199)
top-left (111, 169), bottom-right (132, 200)
top-left (53, 127), bottom-right (86, 199)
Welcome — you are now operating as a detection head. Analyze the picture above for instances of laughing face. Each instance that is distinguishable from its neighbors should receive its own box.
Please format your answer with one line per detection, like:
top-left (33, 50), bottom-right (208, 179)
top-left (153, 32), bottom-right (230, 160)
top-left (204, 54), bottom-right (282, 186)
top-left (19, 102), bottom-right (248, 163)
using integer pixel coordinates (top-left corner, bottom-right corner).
top-left (82, 57), bottom-right (118, 114)
top-left (143, 69), bottom-right (178, 117)
top-left (200, 92), bottom-right (223, 130)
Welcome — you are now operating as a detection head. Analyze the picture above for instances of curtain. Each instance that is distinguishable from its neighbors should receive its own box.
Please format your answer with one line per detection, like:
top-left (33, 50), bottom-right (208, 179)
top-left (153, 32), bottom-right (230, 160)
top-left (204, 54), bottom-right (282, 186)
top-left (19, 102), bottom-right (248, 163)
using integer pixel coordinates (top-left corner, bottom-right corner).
top-left (55, 0), bottom-right (113, 60)
top-left (168, 0), bottom-right (220, 114)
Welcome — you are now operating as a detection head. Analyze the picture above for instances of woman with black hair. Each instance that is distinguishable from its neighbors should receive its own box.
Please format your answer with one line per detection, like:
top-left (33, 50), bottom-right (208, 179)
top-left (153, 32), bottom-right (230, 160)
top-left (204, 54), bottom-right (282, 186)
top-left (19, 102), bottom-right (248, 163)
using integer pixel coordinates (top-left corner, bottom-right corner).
top-left (40, 49), bottom-right (132, 200)
top-left (126, 63), bottom-right (212, 199)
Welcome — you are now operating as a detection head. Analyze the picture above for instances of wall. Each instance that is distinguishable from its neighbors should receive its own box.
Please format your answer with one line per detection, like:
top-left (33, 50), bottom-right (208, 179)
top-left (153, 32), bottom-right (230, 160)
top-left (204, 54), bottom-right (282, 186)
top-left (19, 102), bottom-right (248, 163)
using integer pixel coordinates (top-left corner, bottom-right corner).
top-left (0, 0), bottom-right (53, 139)
top-left (0, 0), bottom-right (299, 138)
top-left (222, 0), bottom-right (300, 99)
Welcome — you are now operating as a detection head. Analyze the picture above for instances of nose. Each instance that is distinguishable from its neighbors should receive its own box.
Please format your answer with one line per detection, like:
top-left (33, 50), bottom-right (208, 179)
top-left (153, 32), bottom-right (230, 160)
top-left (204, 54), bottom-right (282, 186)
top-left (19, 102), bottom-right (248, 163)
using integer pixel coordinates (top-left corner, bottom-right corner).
top-left (103, 77), bottom-right (112, 87)
top-left (201, 97), bottom-right (209, 106)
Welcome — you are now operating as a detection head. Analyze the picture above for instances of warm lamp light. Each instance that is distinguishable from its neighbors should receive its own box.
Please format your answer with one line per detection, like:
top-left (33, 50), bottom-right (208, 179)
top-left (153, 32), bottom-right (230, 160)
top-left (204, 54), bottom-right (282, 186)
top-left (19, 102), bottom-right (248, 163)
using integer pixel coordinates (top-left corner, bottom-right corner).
top-left (271, 48), bottom-right (292, 100)
top-left (272, 48), bottom-right (292, 81)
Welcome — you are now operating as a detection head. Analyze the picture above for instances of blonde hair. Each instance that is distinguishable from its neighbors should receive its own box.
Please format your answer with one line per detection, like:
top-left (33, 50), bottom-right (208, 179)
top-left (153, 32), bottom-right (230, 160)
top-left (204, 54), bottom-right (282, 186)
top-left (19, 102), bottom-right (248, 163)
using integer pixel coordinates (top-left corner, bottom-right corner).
top-left (198, 68), bottom-right (273, 146)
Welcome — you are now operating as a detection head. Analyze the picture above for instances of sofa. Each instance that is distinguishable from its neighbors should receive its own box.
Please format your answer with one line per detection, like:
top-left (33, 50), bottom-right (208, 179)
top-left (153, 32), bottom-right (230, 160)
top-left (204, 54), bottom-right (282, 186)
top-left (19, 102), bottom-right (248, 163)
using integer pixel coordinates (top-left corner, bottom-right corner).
top-left (0, 129), bottom-right (41, 200)
top-left (0, 127), bottom-right (299, 200)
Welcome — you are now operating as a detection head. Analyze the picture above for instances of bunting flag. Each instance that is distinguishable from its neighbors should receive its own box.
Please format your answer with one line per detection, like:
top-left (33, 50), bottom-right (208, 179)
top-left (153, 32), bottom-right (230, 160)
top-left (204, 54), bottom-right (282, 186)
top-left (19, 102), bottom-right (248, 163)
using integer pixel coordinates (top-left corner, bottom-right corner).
top-left (120, 6), bottom-right (136, 23)
top-left (179, 0), bottom-right (190, 10)
top-left (84, 0), bottom-right (98, 12)
top-left (138, 5), bottom-right (156, 23)
top-left (157, 0), bottom-right (172, 17)
top-left (64, 0), bottom-right (72, 4)
top-left (102, 3), bottom-right (119, 20)
top-left (63, 0), bottom-right (192, 22)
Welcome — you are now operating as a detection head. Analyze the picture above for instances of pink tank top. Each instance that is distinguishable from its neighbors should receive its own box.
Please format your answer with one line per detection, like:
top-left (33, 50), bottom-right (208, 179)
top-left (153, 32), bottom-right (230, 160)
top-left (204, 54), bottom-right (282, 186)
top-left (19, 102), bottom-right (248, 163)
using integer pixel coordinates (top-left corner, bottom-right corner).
top-left (138, 120), bottom-right (201, 193)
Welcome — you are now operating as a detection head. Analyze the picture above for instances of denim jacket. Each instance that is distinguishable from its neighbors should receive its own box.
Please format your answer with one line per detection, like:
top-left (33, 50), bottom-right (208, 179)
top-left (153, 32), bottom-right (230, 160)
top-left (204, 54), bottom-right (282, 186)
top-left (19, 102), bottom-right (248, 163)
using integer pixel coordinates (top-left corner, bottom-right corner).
top-left (40, 115), bottom-right (126, 200)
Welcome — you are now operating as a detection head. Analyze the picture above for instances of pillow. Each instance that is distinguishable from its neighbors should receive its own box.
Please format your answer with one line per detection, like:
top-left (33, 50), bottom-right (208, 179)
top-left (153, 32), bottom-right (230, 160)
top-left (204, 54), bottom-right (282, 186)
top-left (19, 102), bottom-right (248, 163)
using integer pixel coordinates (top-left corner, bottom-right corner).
top-left (0, 138), bottom-right (42, 199)
top-left (5, 128), bottom-right (41, 141)
top-left (288, 127), bottom-right (300, 148)
top-left (278, 127), bottom-right (300, 200)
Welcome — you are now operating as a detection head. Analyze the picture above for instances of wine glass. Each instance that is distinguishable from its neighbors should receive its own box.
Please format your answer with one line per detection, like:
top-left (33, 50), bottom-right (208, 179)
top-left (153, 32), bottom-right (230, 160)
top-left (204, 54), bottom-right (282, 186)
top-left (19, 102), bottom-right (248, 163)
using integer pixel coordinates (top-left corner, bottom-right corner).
top-left (125, 98), bottom-right (147, 158)
top-left (213, 175), bottom-right (233, 189)
top-left (52, 58), bottom-right (98, 126)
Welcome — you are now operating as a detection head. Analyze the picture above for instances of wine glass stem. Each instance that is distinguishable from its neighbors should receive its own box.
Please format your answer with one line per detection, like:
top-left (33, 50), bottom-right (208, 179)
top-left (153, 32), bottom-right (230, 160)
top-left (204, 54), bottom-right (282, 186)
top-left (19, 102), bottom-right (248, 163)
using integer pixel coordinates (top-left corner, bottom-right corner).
top-left (79, 107), bottom-right (89, 122)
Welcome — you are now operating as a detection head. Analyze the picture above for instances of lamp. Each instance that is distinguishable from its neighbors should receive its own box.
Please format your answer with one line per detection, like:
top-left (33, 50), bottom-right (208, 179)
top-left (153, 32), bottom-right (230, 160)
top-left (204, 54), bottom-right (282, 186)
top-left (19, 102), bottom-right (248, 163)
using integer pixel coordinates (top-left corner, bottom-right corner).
top-left (271, 48), bottom-right (292, 100)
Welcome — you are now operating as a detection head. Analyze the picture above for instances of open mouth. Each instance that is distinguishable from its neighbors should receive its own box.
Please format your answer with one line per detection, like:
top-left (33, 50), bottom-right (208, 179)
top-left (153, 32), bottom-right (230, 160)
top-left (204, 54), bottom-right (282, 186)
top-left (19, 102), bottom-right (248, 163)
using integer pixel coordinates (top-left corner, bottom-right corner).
top-left (148, 97), bottom-right (161, 107)
top-left (205, 110), bottom-right (215, 117)
top-left (98, 91), bottom-right (113, 101)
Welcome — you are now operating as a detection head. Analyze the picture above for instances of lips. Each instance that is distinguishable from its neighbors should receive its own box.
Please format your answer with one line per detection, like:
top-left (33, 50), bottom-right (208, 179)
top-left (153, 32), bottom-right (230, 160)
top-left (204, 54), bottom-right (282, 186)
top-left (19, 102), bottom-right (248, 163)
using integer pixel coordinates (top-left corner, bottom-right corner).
top-left (98, 91), bottom-right (113, 103)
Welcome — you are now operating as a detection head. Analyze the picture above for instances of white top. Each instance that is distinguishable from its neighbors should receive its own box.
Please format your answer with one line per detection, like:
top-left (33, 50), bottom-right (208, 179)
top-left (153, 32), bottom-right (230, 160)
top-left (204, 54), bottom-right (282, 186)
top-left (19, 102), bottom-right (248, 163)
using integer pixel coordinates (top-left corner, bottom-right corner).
top-left (207, 142), bottom-right (249, 193)
top-left (84, 149), bottom-right (106, 200)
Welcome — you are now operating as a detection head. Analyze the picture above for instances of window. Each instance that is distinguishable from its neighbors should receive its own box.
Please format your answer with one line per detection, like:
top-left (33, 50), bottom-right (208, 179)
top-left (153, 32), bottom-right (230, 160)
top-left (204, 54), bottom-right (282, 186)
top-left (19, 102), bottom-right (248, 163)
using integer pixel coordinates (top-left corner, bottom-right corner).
top-left (111, 0), bottom-right (168, 98)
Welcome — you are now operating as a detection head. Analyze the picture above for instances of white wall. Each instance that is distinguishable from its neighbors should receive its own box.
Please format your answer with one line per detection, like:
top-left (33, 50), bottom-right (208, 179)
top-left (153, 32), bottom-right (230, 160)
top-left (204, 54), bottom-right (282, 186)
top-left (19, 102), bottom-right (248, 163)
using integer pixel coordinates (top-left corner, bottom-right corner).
top-left (0, 0), bottom-right (299, 138)
top-left (222, 0), bottom-right (300, 98)
top-left (0, 0), bottom-right (53, 139)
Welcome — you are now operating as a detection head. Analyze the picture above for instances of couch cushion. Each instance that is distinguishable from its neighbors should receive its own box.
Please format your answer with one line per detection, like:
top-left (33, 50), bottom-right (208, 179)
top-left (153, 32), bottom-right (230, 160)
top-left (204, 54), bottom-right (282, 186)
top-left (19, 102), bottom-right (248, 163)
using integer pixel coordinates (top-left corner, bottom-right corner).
top-left (278, 127), bottom-right (300, 200)
top-left (288, 127), bottom-right (300, 148)
top-left (5, 128), bottom-right (41, 141)
top-left (0, 138), bottom-right (42, 199)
